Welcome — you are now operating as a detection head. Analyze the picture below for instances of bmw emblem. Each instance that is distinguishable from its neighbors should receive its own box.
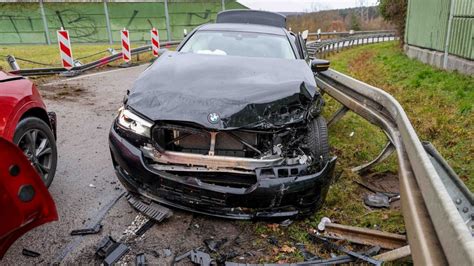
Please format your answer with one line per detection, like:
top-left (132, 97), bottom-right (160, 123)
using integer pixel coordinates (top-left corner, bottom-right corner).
top-left (208, 112), bottom-right (220, 124)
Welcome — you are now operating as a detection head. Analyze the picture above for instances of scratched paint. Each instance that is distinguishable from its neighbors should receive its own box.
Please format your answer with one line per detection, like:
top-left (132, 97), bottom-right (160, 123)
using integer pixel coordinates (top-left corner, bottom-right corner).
top-left (0, 1), bottom-right (247, 44)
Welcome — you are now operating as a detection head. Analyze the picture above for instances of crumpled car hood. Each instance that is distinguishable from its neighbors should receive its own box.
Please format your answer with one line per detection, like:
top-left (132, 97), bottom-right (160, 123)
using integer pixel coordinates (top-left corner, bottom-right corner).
top-left (127, 51), bottom-right (319, 129)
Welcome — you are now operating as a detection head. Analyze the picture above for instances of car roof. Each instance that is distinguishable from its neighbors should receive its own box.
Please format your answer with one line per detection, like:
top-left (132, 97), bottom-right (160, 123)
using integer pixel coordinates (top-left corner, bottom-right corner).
top-left (198, 23), bottom-right (287, 36)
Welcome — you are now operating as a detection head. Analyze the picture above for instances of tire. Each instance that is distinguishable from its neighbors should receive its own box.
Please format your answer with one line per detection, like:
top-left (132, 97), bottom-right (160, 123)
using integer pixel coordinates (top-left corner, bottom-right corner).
top-left (13, 117), bottom-right (57, 187)
top-left (305, 115), bottom-right (330, 162)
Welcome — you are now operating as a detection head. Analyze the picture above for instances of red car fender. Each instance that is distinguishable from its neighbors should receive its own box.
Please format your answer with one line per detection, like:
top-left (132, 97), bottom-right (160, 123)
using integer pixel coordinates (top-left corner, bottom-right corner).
top-left (0, 137), bottom-right (58, 259)
top-left (0, 75), bottom-right (47, 141)
top-left (2, 99), bottom-right (47, 141)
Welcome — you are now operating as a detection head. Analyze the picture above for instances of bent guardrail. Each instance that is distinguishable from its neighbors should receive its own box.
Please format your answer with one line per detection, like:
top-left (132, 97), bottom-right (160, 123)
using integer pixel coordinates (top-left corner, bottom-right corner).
top-left (307, 32), bottom-right (398, 59)
top-left (7, 41), bottom-right (181, 77)
top-left (315, 69), bottom-right (473, 265)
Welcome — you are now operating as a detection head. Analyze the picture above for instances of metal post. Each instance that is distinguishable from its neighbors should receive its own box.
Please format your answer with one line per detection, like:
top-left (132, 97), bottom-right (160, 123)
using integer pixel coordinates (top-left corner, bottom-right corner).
top-left (221, 0), bottom-right (225, 11)
top-left (164, 0), bottom-right (171, 41)
top-left (443, 0), bottom-right (455, 69)
top-left (103, 0), bottom-right (113, 44)
top-left (39, 0), bottom-right (51, 45)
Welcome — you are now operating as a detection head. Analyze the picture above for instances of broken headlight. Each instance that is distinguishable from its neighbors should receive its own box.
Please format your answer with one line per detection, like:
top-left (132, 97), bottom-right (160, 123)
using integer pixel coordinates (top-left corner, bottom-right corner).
top-left (117, 107), bottom-right (153, 138)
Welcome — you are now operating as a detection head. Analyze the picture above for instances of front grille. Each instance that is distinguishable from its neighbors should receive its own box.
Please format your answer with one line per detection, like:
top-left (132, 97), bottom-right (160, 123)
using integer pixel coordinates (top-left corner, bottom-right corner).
top-left (152, 122), bottom-right (261, 158)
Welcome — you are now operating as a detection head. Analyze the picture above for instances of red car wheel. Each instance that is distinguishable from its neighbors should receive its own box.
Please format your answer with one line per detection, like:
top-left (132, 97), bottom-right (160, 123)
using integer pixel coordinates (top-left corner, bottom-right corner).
top-left (13, 117), bottom-right (57, 187)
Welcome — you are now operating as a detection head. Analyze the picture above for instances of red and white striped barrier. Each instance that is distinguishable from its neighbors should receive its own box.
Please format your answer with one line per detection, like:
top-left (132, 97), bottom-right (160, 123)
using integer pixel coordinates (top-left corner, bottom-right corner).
top-left (151, 28), bottom-right (160, 57)
top-left (121, 28), bottom-right (131, 62)
top-left (57, 28), bottom-right (74, 70)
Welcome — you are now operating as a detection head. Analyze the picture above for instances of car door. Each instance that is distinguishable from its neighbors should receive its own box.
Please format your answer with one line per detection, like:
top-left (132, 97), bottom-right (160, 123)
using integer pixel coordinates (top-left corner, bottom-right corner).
top-left (0, 137), bottom-right (58, 259)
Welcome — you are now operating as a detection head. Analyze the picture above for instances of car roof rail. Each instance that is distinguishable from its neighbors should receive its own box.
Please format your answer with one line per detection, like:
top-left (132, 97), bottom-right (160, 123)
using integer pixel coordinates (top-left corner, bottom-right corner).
top-left (216, 9), bottom-right (286, 28)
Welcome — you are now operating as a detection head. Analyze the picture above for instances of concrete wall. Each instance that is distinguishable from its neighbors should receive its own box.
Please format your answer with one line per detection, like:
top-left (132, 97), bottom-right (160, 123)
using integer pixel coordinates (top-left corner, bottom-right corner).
top-left (0, 1), bottom-right (247, 44)
top-left (404, 44), bottom-right (473, 75)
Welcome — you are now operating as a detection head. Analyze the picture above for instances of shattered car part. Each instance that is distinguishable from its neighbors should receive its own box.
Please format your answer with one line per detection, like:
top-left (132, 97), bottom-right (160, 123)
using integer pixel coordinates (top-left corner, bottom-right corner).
top-left (126, 193), bottom-right (173, 222)
top-left (295, 243), bottom-right (319, 261)
top-left (109, 11), bottom-right (336, 219)
top-left (70, 224), bottom-right (102, 236)
top-left (22, 248), bottom-right (40, 258)
top-left (309, 234), bottom-right (382, 266)
top-left (95, 236), bottom-right (130, 266)
top-left (204, 238), bottom-right (228, 252)
top-left (190, 249), bottom-right (214, 266)
top-left (135, 219), bottom-right (155, 236)
top-left (176, 249), bottom-right (214, 266)
top-left (135, 253), bottom-right (146, 266)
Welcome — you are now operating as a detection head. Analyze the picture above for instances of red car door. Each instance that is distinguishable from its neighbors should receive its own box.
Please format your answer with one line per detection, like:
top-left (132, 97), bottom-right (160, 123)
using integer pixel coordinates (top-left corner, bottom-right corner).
top-left (0, 137), bottom-right (58, 259)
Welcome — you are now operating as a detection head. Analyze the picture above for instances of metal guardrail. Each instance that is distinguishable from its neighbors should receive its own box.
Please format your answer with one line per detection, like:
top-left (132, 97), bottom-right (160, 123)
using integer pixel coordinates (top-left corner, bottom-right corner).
top-left (307, 32), bottom-right (398, 59)
top-left (308, 30), bottom-right (396, 38)
top-left (7, 41), bottom-right (181, 77)
top-left (315, 69), bottom-right (473, 265)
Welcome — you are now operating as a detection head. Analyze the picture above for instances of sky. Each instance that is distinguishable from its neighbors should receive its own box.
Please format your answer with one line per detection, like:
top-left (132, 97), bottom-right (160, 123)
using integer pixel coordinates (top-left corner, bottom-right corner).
top-left (238, 0), bottom-right (379, 12)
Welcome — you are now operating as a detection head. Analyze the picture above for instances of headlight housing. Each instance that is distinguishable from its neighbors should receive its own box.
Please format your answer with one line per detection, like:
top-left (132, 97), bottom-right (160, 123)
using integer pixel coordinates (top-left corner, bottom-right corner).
top-left (117, 107), bottom-right (153, 138)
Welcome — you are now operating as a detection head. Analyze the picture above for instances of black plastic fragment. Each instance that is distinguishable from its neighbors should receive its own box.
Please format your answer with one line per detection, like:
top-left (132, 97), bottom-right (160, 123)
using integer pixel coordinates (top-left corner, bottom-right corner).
top-left (95, 236), bottom-right (130, 266)
top-left (295, 243), bottom-right (319, 261)
top-left (204, 237), bottom-right (227, 252)
top-left (175, 249), bottom-right (214, 266)
top-left (126, 193), bottom-right (173, 222)
top-left (136, 253), bottom-right (146, 266)
top-left (135, 219), bottom-right (155, 236)
top-left (70, 224), bottom-right (102, 236)
top-left (22, 248), bottom-right (40, 257)
top-left (309, 234), bottom-right (382, 266)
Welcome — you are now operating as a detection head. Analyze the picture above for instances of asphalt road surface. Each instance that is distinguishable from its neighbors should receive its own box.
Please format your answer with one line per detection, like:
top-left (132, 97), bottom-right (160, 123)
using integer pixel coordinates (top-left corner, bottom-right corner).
top-left (3, 65), bottom-right (253, 265)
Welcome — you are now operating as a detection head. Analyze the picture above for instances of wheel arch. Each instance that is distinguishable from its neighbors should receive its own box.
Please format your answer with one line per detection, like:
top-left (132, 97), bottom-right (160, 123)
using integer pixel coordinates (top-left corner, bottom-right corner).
top-left (20, 107), bottom-right (51, 128)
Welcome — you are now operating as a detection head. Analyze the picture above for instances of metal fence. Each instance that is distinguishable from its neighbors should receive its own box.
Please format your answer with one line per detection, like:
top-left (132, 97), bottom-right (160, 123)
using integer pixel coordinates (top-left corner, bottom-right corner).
top-left (315, 69), bottom-right (474, 265)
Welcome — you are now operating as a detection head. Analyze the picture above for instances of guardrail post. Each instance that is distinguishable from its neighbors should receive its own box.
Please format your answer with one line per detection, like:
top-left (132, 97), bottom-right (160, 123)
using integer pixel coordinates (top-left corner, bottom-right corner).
top-left (39, 0), bottom-right (51, 45)
top-left (103, 0), bottom-right (113, 44)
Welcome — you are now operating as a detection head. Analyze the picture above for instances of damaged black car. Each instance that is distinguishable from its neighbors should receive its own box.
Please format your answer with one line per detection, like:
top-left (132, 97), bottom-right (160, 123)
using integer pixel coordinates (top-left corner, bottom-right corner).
top-left (109, 10), bottom-right (336, 219)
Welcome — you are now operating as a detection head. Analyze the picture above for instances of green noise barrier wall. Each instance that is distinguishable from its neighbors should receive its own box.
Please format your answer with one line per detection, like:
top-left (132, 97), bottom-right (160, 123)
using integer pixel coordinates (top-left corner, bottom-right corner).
top-left (0, 1), bottom-right (247, 44)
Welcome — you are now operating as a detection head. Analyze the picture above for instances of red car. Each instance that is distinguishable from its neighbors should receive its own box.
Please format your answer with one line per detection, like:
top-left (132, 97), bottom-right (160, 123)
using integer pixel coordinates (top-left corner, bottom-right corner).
top-left (0, 71), bottom-right (57, 186)
top-left (0, 137), bottom-right (58, 259)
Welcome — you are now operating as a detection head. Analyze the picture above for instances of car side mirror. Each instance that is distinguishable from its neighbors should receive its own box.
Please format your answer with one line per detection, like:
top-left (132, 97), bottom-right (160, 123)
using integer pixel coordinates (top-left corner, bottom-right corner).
top-left (311, 59), bottom-right (330, 72)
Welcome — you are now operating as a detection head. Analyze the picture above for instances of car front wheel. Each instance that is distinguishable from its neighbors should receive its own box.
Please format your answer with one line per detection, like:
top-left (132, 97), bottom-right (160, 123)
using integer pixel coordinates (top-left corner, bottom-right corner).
top-left (305, 115), bottom-right (330, 163)
top-left (13, 117), bottom-right (57, 187)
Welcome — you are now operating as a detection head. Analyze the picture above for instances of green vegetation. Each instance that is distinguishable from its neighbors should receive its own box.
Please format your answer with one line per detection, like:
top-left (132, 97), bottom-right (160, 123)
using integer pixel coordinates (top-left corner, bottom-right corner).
top-left (0, 43), bottom-right (154, 71)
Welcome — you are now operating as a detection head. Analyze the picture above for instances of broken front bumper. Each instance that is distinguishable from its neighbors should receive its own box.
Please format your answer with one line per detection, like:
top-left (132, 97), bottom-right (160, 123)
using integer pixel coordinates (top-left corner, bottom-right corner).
top-left (109, 126), bottom-right (336, 220)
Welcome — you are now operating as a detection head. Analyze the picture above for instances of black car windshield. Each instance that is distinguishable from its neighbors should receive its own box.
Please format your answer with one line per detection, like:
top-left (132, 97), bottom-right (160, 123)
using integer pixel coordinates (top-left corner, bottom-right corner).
top-left (180, 30), bottom-right (296, 59)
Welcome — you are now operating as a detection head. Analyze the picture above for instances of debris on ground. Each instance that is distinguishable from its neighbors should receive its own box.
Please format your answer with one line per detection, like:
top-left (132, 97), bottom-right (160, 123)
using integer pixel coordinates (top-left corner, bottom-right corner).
top-left (190, 249), bottom-right (214, 265)
top-left (22, 249), bottom-right (40, 257)
top-left (204, 237), bottom-right (228, 252)
top-left (309, 234), bottom-right (382, 265)
top-left (95, 236), bottom-right (129, 266)
top-left (163, 248), bottom-right (172, 257)
top-left (135, 253), bottom-right (146, 265)
top-left (355, 178), bottom-right (401, 209)
top-left (267, 236), bottom-right (278, 246)
top-left (364, 193), bottom-right (391, 208)
top-left (70, 224), bottom-right (102, 236)
top-left (295, 243), bottom-right (319, 261)
top-left (135, 219), bottom-right (155, 236)
top-left (175, 248), bottom-right (214, 265)
top-left (316, 217), bottom-right (407, 249)
top-left (279, 219), bottom-right (293, 227)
